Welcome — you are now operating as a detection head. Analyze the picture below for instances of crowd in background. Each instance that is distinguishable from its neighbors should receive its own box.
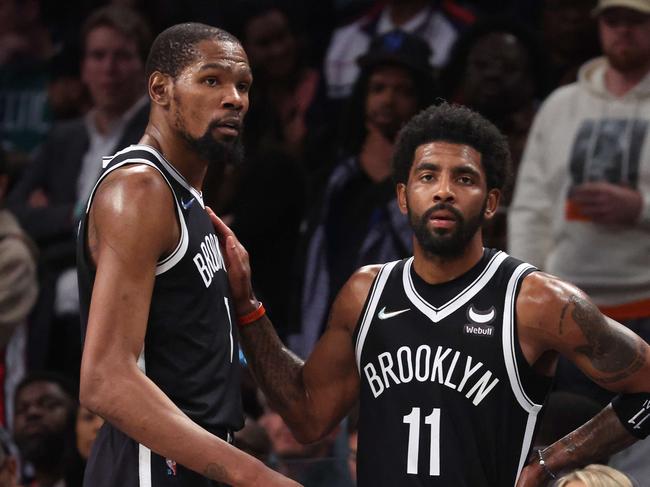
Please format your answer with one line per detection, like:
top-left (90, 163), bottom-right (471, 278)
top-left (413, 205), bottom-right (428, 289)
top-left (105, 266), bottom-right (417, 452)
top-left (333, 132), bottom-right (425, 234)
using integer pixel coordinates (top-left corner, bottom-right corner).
top-left (0, 0), bottom-right (648, 485)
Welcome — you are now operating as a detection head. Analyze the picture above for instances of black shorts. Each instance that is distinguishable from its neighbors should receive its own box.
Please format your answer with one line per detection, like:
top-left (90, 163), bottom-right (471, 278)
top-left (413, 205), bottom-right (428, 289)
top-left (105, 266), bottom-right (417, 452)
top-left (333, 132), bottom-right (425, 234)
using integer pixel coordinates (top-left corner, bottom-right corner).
top-left (84, 423), bottom-right (231, 487)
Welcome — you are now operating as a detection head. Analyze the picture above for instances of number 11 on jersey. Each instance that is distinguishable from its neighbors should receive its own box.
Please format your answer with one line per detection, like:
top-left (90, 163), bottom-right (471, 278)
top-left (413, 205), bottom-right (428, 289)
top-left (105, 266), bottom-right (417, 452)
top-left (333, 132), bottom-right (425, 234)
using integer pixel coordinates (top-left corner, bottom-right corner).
top-left (403, 407), bottom-right (441, 476)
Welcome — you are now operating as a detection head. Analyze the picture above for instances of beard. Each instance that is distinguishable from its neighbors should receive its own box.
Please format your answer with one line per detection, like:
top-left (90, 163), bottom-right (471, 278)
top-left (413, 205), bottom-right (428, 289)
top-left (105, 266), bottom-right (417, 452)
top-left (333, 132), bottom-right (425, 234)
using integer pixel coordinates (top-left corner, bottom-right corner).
top-left (179, 121), bottom-right (245, 168)
top-left (605, 44), bottom-right (649, 73)
top-left (174, 100), bottom-right (245, 168)
top-left (409, 200), bottom-right (486, 259)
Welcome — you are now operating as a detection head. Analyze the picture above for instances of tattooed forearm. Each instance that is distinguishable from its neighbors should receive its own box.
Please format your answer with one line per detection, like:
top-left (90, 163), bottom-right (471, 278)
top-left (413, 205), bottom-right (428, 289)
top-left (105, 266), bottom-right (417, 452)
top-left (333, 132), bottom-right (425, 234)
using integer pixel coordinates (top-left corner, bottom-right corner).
top-left (542, 405), bottom-right (637, 473)
top-left (239, 316), bottom-right (307, 414)
top-left (570, 295), bottom-right (646, 380)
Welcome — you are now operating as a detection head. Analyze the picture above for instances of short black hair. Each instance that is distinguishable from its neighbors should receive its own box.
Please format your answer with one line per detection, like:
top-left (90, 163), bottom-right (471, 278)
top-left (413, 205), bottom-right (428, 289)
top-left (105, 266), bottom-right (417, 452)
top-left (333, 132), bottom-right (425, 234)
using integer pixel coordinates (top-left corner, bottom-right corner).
top-left (392, 102), bottom-right (512, 192)
top-left (82, 5), bottom-right (153, 63)
top-left (15, 371), bottom-right (78, 406)
top-left (145, 23), bottom-right (241, 81)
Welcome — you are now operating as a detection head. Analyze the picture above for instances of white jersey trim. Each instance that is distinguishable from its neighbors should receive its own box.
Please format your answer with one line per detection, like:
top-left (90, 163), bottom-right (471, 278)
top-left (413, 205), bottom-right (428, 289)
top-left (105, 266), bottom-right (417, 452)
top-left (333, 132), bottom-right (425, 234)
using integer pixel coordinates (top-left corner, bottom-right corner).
top-left (355, 260), bottom-right (400, 372)
top-left (502, 262), bottom-right (540, 412)
top-left (137, 348), bottom-right (152, 487)
top-left (501, 262), bottom-right (542, 484)
top-left (122, 144), bottom-right (205, 208)
top-left (402, 251), bottom-right (509, 323)
top-left (84, 156), bottom-right (190, 276)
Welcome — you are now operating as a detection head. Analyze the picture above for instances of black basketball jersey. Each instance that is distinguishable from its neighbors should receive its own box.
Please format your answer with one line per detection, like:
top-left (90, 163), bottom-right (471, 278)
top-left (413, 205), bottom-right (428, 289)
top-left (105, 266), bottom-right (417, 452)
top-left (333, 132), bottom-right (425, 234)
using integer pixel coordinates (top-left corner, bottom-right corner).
top-left (77, 144), bottom-right (242, 486)
top-left (353, 248), bottom-right (552, 487)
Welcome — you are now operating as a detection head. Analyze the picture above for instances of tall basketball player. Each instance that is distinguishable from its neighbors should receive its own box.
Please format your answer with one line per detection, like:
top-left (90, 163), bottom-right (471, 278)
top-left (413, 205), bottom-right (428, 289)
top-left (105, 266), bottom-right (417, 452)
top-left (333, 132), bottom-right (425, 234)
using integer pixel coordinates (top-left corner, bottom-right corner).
top-left (77, 23), bottom-right (299, 487)
top-left (212, 103), bottom-right (650, 486)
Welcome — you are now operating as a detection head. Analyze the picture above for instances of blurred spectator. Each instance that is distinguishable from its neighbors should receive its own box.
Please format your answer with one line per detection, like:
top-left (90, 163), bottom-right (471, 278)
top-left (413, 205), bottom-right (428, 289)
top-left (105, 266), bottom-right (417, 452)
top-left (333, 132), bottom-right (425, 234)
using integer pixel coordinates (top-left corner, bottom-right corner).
top-left (288, 30), bottom-right (437, 357)
top-left (509, 0), bottom-right (650, 480)
top-left (324, 0), bottom-right (474, 99)
top-left (0, 0), bottom-right (54, 168)
top-left (47, 44), bottom-right (90, 122)
top-left (259, 406), bottom-right (352, 486)
top-left (441, 16), bottom-right (547, 249)
top-left (0, 149), bottom-right (37, 428)
top-left (233, 415), bottom-right (272, 464)
top-left (234, 1), bottom-right (328, 162)
top-left (74, 407), bottom-right (102, 461)
top-left (7, 5), bottom-right (151, 377)
top-left (541, 0), bottom-right (601, 89)
top-left (554, 464), bottom-right (634, 487)
top-left (0, 426), bottom-right (19, 487)
top-left (13, 372), bottom-right (82, 487)
top-left (442, 16), bottom-right (546, 168)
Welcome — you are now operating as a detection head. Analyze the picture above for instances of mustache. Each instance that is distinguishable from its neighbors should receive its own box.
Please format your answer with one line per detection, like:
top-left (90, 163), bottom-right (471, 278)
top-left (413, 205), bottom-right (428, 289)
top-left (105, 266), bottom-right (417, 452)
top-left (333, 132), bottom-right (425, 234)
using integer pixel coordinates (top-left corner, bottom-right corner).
top-left (422, 203), bottom-right (464, 222)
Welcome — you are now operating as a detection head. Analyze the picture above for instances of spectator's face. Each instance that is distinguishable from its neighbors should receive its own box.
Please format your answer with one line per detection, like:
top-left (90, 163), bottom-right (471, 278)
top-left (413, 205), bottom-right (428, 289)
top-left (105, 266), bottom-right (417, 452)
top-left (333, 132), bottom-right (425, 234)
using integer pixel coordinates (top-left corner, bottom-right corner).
top-left (76, 406), bottom-right (104, 460)
top-left (543, 0), bottom-right (597, 57)
top-left (462, 32), bottom-right (533, 116)
top-left (13, 381), bottom-right (73, 463)
top-left (169, 39), bottom-right (251, 165)
top-left (599, 7), bottom-right (650, 72)
top-left (82, 25), bottom-right (144, 113)
top-left (244, 9), bottom-right (297, 81)
top-left (365, 65), bottom-right (419, 140)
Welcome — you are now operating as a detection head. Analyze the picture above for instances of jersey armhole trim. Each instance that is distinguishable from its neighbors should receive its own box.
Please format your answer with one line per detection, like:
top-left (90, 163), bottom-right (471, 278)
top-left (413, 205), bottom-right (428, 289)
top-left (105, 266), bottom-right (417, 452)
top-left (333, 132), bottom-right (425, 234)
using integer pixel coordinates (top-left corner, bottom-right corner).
top-left (84, 158), bottom-right (189, 275)
top-left (502, 262), bottom-right (542, 413)
top-left (355, 260), bottom-right (399, 372)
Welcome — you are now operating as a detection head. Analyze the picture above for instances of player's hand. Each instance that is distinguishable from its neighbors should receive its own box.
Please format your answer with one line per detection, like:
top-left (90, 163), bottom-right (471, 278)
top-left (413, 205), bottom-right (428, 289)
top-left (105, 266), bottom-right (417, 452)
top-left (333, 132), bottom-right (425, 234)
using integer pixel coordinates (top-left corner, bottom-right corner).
top-left (570, 182), bottom-right (642, 225)
top-left (206, 206), bottom-right (259, 315)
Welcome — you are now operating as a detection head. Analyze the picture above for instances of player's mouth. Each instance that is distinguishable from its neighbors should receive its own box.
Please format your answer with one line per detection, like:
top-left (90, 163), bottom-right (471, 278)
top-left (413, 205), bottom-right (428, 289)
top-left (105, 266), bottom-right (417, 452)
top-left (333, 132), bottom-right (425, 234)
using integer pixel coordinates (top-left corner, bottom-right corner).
top-left (429, 211), bottom-right (457, 229)
top-left (214, 118), bottom-right (241, 137)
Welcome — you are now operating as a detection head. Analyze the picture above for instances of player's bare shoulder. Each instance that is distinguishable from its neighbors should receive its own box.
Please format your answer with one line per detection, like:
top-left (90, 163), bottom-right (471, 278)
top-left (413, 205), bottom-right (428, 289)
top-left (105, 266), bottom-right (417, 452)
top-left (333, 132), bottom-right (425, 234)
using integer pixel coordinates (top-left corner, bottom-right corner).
top-left (88, 164), bottom-right (179, 265)
top-left (517, 271), bottom-right (589, 331)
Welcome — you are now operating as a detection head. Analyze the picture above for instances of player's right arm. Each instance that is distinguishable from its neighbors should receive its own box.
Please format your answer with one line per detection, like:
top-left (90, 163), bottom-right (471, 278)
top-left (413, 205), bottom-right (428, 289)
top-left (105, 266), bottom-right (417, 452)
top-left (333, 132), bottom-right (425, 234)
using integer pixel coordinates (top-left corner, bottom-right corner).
top-left (210, 209), bottom-right (374, 443)
top-left (79, 166), bottom-right (300, 487)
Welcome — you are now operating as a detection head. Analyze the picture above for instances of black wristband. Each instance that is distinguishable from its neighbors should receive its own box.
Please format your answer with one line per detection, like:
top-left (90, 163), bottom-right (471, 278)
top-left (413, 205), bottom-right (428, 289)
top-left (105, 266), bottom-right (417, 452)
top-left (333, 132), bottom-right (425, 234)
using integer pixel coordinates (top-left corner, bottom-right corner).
top-left (611, 393), bottom-right (650, 440)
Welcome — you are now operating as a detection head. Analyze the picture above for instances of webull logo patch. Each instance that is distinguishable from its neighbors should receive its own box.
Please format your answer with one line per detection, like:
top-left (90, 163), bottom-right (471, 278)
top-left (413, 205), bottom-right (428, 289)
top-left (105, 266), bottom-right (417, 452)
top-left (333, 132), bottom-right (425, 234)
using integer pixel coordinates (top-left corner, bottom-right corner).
top-left (463, 305), bottom-right (496, 337)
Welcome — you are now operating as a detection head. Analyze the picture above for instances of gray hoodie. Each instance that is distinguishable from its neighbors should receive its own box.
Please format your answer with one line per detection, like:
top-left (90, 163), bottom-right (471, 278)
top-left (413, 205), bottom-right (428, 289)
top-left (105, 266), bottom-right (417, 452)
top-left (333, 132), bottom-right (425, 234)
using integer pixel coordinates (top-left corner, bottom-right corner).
top-left (509, 56), bottom-right (650, 306)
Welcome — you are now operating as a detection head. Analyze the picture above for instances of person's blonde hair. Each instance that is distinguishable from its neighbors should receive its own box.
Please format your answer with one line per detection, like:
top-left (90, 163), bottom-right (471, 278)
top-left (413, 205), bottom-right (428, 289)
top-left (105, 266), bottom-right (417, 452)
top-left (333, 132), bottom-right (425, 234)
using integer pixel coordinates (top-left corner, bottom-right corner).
top-left (555, 464), bottom-right (633, 487)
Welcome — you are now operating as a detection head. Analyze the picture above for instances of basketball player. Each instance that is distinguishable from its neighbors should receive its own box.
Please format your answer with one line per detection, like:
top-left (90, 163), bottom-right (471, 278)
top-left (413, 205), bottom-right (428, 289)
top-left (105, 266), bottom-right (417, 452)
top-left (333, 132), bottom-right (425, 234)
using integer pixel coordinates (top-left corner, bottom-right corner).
top-left (77, 23), bottom-right (300, 487)
top-left (211, 103), bottom-right (650, 486)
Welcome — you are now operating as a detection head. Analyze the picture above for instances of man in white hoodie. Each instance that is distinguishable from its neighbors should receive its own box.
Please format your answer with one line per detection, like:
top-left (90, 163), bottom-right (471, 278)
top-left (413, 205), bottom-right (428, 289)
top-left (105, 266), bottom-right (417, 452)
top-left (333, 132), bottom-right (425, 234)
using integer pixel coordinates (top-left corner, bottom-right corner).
top-left (509, 0), bottom-right (650, 480)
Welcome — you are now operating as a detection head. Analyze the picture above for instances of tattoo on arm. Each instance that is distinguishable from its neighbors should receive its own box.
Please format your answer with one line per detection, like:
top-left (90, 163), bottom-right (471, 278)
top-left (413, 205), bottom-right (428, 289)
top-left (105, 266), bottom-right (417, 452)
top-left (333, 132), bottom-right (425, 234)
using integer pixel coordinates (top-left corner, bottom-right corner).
top-left (541, 405), bottom-right (636, 473)
top-left (239, 317), bottom-right (306, 412)
top-left (569, 295), bottom-right (646, 383)
top-left (558, 301), bottom-right (570, 335)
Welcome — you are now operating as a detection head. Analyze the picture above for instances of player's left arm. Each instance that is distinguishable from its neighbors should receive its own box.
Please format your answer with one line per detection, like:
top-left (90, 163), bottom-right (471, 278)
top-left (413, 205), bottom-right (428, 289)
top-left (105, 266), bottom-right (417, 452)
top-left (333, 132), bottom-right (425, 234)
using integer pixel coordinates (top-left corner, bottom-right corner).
top-left (515, 272), bottom-right (650, 486)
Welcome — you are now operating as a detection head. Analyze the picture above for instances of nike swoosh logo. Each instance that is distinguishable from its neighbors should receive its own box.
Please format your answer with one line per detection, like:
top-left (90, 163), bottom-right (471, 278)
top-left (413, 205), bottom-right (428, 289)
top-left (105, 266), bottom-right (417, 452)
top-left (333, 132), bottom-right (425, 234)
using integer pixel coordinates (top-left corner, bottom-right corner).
top-left (377, 306), bottom-right (410, 320)
top-left (181, 197), bottom-right (195, 210)
top-left (467, 305), bottom-right (495, 324)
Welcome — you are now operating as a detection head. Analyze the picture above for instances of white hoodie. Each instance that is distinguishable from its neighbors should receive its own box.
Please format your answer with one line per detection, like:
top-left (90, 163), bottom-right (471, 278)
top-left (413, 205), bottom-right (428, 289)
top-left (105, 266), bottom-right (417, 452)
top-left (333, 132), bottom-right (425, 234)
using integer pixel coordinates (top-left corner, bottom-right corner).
top-left (508, 57), bottom-right (650, 307)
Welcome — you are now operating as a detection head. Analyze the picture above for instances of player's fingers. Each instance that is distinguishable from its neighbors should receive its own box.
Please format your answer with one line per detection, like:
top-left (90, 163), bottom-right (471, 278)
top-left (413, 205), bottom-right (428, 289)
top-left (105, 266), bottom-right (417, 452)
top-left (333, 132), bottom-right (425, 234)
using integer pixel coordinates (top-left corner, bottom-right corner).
top-left (206, 206), bottom-right (235, 239)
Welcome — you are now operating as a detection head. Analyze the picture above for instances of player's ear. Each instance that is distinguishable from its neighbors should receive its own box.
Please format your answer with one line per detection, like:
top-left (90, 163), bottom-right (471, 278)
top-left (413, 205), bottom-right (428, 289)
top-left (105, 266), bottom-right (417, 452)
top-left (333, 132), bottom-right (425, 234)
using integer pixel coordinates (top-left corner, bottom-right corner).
top-left (483, 188), bottom-right (500, 220)
top-left (397, 183), bottom-right (408, 215)
top-left (148, 71), bottom-right (172, 108)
